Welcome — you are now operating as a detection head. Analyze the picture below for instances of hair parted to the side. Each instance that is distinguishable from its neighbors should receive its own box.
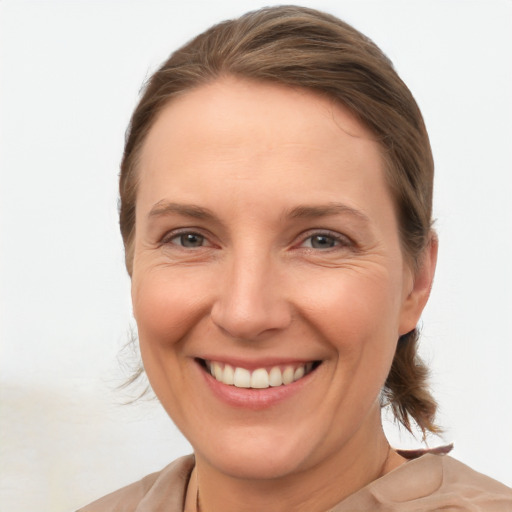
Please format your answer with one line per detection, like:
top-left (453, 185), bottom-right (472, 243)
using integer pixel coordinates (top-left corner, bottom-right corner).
top-left (119, 5), bottom-right (439, 437)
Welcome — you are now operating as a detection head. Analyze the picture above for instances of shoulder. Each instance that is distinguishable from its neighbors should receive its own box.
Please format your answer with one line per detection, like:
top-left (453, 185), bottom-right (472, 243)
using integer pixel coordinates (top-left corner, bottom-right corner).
top-left (334, 454), bottom-right (512, 511)
top-left (440, 455), bottom-right (511, 492)
top-left (76, 455), bottom-right (195, 512)
top-left (366, 454), bottom-right (512, 511)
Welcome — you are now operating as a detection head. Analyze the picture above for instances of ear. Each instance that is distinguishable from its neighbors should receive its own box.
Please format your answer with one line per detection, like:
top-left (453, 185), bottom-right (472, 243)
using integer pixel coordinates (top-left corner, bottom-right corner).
top-left (399, 233), bottom-right (438, 335)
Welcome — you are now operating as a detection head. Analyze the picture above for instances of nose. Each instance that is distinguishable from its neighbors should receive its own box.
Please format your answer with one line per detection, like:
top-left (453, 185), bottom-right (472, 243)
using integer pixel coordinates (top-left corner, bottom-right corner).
top-left (210, 250), bottom-right (292, 341)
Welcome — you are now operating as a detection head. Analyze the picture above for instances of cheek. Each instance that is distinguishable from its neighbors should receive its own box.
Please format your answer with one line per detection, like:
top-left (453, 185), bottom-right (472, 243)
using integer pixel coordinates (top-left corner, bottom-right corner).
top-left (292, 264), bottom-right (404, 410)
top-left (308, 270), bottom-right (403, 416)
top-left (296, 266), bottom-right (403, 349)
top-left (132, 271), bottom-right (205, 351)
top-left (130, 271), bottom-right (208, 421)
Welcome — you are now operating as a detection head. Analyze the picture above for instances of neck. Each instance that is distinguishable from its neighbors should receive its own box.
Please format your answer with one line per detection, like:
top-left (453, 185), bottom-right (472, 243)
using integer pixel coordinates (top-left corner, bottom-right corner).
top-left (194, 410), bottom-right (404, 512)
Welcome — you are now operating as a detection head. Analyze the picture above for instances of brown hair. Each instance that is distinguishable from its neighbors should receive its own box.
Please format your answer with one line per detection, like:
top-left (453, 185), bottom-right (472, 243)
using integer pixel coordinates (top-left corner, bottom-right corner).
top-left (119, 5), bottom-right (439, 436)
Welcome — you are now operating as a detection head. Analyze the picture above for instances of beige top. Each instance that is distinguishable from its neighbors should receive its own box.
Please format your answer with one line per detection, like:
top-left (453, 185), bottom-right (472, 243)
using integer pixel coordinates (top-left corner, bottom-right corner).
top-left (77, 454), bottom-right (512, 511)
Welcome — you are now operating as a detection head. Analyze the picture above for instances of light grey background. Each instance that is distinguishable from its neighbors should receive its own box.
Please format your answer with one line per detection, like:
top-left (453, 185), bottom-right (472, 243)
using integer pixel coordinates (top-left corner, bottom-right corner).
top-left (1, 1), bottom-right (511, 511)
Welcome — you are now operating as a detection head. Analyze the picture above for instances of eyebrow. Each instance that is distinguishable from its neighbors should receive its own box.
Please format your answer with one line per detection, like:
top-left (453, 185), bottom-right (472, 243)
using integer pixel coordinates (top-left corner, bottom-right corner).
top-left (286, 203), bottom-right (370, 224)
top-left (148, 201), bottom-right (216, 220)
top-left (148, 200), bottom-right (370, 225)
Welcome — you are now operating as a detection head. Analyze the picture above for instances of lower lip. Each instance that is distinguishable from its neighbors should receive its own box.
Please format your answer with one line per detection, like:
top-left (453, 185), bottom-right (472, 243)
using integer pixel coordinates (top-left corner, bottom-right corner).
top-left (198, 362), bottom-right (318, 410)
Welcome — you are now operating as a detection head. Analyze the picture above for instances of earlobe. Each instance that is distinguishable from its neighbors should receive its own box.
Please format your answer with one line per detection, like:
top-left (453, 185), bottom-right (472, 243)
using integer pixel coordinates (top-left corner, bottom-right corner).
top-left (399, 233), bottom-right (438, 335)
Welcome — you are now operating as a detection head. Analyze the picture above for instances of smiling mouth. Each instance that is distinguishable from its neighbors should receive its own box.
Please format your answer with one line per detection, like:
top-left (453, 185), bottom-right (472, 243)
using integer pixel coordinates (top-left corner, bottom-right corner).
top-left (197, 359), bottom-right (321, 389)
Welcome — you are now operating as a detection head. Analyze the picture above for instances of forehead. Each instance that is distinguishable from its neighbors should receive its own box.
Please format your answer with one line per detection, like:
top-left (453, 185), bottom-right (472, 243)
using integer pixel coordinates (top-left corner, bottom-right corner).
top-left (141, 76), bottom-right (378, 163)
top-left (136, 77), bottom-right (393, 226)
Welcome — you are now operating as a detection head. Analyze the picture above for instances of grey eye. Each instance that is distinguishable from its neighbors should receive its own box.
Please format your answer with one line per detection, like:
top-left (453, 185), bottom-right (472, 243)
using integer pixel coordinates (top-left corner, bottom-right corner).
top-left (177, 233), bottom-right (205, 247)
top-left (308, 235), bottom-right (337, 249)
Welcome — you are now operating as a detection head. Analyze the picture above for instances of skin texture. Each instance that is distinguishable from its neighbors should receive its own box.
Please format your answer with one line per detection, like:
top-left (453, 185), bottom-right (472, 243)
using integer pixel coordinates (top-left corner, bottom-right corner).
top-left (131, 77), bottom-right (437, 512)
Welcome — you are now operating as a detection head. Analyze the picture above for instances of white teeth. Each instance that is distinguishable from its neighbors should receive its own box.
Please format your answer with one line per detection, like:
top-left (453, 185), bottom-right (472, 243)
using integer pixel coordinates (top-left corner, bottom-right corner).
top-left (293, 366), bottom-right (305, 381)
top-left (282, 366), bottom-right (295, 385)
top-left (223, 364), bottom-right (234, 385)
top-left (212, 362), bottom-right (223, 381)
top-left (269, 366), bottom-right (283, 387)
top-left (251, 368), bottom-right (269, 388)
top-left (206, 360), bottom-right (316, 389)
top-left (233, 367), bottom-right (251, 388)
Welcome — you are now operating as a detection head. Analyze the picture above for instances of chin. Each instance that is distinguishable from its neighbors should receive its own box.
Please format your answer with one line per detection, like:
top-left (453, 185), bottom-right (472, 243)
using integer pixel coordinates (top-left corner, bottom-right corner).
top-left (197, 428), bottom-right (314, 480)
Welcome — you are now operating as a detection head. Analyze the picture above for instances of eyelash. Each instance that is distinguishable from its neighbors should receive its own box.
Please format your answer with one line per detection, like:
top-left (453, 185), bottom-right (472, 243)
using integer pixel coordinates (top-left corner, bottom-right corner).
top-left (160, 229), bottom-right (353, 251)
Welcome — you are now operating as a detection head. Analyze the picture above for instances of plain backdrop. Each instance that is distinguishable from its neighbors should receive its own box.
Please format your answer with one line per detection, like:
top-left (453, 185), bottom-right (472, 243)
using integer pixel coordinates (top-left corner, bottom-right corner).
top-left (1, 1), bottom-right (511, 511)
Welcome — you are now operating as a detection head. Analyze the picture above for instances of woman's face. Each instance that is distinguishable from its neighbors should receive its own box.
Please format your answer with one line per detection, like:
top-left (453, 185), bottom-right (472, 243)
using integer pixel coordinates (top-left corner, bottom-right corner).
top-left (131, 77), bottom-right (428, 480)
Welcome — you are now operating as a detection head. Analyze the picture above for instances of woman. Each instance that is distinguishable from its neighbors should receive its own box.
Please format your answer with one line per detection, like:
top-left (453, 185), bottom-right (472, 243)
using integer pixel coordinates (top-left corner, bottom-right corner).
top-left (78, 6), bottom-right (512, 511)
